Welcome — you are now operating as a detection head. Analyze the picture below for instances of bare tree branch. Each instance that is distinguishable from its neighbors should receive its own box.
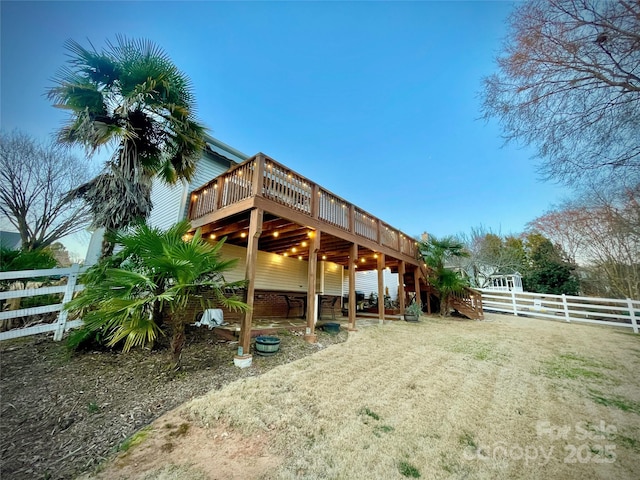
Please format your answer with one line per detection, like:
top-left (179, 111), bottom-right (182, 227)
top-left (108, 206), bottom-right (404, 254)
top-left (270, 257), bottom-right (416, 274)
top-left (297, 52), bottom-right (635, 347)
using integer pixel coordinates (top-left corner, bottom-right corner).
top-left (483, 0), bottom-right (640, 186)
top-left (0, 130), bottom-right (93, 250)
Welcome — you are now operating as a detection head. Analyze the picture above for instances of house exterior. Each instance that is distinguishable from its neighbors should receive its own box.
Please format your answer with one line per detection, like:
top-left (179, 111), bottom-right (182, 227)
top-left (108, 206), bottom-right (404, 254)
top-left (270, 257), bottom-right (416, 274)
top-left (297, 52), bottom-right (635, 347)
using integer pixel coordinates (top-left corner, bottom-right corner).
top-left (155, 137), bottom-right (429, 364)
top-left (85, 135), bottom-right (482, 364)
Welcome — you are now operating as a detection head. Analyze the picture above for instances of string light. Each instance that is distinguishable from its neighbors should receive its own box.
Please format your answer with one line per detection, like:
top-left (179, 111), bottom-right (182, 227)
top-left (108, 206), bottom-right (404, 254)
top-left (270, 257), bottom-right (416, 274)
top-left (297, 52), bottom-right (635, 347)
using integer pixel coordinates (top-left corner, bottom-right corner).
top-left (210, 234), bottom-right (216, 240)
top-left (301, 241), bottom-right (307, 247)
top-left (273, 231), bottom-right (279, 238)
top-left (322, 255), bottom-right (327, 260)
top-left (240, 232), bottom-right (247, 238)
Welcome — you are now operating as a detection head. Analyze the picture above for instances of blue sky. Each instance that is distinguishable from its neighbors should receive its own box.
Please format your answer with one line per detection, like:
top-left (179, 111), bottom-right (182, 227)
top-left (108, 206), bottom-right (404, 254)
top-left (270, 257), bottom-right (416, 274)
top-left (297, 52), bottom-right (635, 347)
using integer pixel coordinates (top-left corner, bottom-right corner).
top-left (1, 1), bottom-right (568, 254)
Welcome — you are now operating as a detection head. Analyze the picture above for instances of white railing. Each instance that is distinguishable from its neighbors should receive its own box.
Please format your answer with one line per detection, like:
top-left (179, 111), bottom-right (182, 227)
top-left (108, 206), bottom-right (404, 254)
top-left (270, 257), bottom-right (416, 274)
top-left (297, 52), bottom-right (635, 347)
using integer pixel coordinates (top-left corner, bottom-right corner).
top-left (478, 289), bottom-right (639, 333)
top-left (0, 265), bottom-right (86, 341)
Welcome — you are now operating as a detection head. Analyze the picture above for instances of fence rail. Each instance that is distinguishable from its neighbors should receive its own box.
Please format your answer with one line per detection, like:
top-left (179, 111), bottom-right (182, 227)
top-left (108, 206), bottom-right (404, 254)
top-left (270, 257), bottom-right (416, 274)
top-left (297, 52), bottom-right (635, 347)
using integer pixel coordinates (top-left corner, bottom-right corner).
top-left (0, 264), bottom-right (86, 341)
top-left (478, 289), bottom-right (639, 333)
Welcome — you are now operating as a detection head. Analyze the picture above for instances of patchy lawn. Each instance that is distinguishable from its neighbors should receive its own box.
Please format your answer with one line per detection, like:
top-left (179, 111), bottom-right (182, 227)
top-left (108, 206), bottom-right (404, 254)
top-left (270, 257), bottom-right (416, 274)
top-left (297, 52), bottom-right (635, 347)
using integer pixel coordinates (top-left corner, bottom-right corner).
top-left (0, 325), bottom-right (348, 480)
top-left (86, 313), bottom-right (640, 480)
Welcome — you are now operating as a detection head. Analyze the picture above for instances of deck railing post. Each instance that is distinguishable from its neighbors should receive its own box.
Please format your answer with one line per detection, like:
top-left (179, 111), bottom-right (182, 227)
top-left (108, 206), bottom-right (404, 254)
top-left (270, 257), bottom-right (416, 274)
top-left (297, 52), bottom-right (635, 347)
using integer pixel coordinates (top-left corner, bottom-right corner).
top-left (311, 184), bottom-right (320, 219)
top-left (215, 176), bottom-right (225, 210)
top-left (348, 205), bottom-right (355, 233)
top-left (511, 290), bottom-right (518, 316)
top-left (252, 154), bottom-right (265, 197)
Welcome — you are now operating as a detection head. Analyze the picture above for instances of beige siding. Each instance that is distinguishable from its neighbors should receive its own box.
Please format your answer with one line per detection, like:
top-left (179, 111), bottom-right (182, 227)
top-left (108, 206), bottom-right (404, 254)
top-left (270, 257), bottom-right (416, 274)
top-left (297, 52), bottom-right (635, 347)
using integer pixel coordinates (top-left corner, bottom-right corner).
top-left (218, 243), bottom-right (343, 294)
top-left (323, 261), bottom-right (343, 296)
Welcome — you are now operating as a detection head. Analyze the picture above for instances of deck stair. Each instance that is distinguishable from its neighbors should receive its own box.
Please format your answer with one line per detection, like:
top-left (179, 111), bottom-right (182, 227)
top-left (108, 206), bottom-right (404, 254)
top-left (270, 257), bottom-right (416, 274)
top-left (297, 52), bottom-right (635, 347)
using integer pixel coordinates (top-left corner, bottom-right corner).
top-left (404, 268), bottom-right (484, 320)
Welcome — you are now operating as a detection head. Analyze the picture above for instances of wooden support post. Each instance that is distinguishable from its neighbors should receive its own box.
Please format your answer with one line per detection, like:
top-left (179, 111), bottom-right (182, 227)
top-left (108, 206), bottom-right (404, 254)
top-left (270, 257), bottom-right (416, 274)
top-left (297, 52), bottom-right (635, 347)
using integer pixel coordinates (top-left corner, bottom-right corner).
top-left (398, 261), bottom-right (406, 314)
top-left (426, 279), bottom-right (432, 315)
top-left (413, 268), bottom-right (421, 308)
top-left (238, 208), bottom-right (263, 363)
top-left (348, 243), bottom-right (358, 331)
top-left (305, 229), bottom-right (321, 343)
top-left (377, 253), bottom-right (385, 325)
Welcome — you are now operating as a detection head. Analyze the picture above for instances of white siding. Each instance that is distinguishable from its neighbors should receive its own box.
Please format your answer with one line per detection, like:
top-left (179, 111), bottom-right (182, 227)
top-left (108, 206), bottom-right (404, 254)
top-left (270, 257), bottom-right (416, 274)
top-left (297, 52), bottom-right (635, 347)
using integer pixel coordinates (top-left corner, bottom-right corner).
top-left (218, 243), bottom-right (343, 293)
top-left (187, 158), bottom-right (229, 192)
top-left (148, 180), bottom-right (188, 230)
top-left (343, 269), bottom-right (399, 300)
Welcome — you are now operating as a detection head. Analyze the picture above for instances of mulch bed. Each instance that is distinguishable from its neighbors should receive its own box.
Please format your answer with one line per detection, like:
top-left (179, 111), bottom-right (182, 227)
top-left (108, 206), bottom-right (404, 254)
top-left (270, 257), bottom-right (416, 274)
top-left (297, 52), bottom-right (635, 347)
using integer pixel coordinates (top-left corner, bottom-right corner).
top-left (0, 325), bottom-right (348, 480)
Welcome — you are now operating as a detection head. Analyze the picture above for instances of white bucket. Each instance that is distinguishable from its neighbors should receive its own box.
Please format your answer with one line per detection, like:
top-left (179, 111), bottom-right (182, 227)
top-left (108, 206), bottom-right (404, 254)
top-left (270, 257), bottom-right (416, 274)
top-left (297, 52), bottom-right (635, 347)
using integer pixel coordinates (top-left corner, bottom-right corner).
top-left (233, 354), bottom-right (253, 368)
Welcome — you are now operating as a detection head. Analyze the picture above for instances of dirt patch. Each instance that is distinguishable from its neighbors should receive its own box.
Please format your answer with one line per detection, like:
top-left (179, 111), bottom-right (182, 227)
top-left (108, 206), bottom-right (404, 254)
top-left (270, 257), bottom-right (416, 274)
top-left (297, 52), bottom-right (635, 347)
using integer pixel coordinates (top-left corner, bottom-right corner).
top-left (0, 325), bottom-right (347, 480)
top-left (81, 409), bottom-right (280, 480)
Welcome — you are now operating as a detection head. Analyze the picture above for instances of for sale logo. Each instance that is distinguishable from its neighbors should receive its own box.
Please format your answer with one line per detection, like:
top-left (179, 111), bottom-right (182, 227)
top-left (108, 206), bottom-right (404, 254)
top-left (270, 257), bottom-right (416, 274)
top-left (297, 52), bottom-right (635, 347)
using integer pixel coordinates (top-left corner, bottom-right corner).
top-left (462, 420), bottom-right (617, 465)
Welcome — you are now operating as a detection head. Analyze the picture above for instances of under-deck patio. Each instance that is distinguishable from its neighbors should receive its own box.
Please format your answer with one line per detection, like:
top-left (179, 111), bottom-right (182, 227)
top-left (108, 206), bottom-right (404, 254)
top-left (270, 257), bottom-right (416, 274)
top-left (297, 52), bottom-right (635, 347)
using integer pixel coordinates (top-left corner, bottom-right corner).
top-left (187, 152), bottom-right (426, 361)
top-left (209, 313), bottom-right (400, 342)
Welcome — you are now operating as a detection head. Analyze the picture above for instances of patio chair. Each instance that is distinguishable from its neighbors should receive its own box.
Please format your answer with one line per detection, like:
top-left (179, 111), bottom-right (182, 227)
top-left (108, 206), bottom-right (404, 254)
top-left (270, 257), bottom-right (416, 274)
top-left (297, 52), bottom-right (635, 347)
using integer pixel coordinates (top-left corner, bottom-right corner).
top-left (283, 295), bottom-right (305, 318)
top-left (319, 296), bottom-right (338, 320)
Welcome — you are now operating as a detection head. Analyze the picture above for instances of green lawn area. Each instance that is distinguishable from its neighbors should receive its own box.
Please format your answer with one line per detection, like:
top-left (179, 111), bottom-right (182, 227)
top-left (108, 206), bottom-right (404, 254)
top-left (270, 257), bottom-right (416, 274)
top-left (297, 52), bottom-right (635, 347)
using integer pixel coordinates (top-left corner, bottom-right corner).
top-left (91, 313), bottom-right (640, 480)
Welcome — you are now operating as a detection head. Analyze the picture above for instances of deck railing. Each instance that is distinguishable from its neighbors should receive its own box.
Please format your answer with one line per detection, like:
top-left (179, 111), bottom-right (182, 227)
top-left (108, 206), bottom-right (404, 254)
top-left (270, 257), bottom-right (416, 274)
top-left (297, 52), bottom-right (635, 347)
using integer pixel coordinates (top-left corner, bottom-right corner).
top-left (188, 154), bottom-right (417, 259)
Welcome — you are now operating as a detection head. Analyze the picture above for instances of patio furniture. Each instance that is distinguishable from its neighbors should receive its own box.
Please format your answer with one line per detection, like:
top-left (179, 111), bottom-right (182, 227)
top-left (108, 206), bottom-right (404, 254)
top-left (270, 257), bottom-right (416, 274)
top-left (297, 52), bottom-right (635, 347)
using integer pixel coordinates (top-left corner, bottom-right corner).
top-left (319, 295), bottom-right (338, 320)
top-left (282, 294), bottom-right (306, 318)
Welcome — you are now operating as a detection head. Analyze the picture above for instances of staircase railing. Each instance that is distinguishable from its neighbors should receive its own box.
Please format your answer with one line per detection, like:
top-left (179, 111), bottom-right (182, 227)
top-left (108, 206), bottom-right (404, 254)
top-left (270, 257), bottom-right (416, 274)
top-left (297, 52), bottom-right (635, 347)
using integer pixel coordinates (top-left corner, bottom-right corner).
top-left (450, 287), bottom-right (484, 320)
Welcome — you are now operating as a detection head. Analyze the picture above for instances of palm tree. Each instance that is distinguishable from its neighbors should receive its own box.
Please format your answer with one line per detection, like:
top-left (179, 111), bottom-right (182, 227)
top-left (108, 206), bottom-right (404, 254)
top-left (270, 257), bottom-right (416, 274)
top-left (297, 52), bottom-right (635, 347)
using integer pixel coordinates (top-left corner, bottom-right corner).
top-left (419, 235), bottom-right (469, 316)
top-left (66, 220), bottom-right (248, 369)
top-left (47, 36), bottom-right (206, 257)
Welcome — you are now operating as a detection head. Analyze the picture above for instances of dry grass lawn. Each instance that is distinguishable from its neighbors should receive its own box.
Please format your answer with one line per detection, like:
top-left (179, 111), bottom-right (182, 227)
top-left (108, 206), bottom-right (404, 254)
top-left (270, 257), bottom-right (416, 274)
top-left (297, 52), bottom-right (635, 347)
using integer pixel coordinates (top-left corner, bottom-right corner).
top-left (90, 313), bottom-right (640, 479)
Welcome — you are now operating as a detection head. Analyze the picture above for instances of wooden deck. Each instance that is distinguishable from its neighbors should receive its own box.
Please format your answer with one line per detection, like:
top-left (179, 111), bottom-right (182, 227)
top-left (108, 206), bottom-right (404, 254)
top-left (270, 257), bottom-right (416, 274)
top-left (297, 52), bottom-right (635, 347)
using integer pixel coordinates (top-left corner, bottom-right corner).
top-left (187, 153), bottom-right (420, 271)
top-left (185, 152), bottom-right (430, 357)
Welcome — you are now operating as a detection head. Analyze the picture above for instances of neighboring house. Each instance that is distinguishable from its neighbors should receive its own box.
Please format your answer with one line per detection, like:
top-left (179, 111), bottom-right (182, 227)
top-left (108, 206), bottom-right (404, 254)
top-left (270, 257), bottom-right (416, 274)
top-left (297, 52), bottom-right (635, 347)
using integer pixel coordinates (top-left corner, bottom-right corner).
top-left (485, 273), bottom-right (524, 292)
top-left (0, 231), bottom-right (21, 251)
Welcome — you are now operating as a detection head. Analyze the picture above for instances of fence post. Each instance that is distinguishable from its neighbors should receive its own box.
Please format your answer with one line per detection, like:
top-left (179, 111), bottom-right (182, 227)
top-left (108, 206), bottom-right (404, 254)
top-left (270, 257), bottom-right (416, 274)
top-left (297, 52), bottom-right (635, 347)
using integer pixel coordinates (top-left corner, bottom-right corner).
top-left (562, 294), bottom-right (570, 322)
top-left (627, 298), bottom-right (638, 334)
top-left (53, 264), bottom-right (80, 341)
top-left (511, 290), bottom-right (518, 316)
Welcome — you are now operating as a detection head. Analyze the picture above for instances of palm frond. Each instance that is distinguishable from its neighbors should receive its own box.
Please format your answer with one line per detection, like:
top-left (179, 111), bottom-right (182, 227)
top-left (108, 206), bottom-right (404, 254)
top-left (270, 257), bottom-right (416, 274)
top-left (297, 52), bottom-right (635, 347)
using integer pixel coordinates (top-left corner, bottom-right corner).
top-left (48, 36), bottom-right (205, 234)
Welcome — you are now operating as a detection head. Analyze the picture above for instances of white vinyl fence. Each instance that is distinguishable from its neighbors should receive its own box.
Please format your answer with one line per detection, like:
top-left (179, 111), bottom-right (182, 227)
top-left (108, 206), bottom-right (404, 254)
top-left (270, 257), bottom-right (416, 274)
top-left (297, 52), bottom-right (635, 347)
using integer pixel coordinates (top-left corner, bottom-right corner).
top-left (0, 265), bottom-right (86, 341)
top-left (479, 289), bottom-right (639, 333)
